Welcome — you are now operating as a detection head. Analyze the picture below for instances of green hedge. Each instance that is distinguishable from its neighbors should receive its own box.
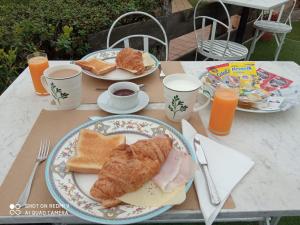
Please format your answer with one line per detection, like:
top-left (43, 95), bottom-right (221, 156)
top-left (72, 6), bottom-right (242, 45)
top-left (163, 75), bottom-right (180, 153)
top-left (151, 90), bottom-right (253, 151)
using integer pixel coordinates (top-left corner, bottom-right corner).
top-left (0, 0), bottom-right (163, 94)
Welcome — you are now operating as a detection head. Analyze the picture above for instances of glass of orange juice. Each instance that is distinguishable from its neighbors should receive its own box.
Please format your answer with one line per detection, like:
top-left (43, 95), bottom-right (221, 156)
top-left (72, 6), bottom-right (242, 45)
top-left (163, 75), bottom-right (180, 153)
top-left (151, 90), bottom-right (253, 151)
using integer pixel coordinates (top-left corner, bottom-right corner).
top-left (27, 52), bottom-right (49, 96)
top-left (208, 86), bottom-right (239, 135)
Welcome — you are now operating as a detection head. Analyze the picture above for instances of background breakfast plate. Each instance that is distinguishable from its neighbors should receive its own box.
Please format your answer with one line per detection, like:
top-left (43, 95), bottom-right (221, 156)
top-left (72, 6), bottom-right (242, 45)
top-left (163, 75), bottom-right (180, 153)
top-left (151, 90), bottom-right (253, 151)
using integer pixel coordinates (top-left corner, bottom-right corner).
top-left (199, 74), bottom-right (292, 113)
top-left (81, 48), bottom-right (159, 81)
top-left (45, 115), bottom-right (196, 224)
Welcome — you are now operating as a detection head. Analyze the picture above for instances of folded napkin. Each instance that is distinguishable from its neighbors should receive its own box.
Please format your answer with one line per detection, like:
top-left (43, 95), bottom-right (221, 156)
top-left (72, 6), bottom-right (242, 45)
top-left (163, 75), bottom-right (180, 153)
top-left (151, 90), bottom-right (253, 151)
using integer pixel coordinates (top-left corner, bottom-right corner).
top-left (193, 134), bottom-right (254, 225)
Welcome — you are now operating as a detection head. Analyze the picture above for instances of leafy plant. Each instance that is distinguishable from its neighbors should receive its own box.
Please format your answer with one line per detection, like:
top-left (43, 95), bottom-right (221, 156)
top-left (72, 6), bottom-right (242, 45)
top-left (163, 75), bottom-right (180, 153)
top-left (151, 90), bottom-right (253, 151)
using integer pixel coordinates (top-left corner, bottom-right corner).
top-left (0, 0), bottom-right (162, 94)
top-left (168, 95), bottom-right (188, 118)
top-left (0, 48), bottom-right (19, 93)
top-left (56, 26), bottom-right (73, 54)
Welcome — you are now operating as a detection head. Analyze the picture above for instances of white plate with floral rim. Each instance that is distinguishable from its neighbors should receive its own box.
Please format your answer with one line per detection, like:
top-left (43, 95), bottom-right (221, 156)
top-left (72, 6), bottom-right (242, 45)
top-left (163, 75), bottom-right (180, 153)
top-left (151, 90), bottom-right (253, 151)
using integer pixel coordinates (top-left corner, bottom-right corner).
top-left (81, 48), bottom-right (159, 81)
top-left (45, 115), bottom-right (196, 224)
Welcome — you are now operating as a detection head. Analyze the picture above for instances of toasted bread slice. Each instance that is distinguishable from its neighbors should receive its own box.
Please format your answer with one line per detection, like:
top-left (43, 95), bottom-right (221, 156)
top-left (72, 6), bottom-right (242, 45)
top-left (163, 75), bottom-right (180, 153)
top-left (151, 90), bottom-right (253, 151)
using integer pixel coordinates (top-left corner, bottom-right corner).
top-left (75, 58), bottom-right (116, 76)
top-left (67, 129), bottom-right (125, 173)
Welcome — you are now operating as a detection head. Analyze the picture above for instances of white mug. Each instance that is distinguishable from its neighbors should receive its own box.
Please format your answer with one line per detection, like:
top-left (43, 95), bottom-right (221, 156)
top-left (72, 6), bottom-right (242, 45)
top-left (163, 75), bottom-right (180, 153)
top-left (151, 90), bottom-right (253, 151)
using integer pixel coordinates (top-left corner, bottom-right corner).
top-left (41, 64), bottom-right (82, 110)
top-left (163, 73), bottom-right (210, 122)
top-left (108, 82), bottom-right (140, 110)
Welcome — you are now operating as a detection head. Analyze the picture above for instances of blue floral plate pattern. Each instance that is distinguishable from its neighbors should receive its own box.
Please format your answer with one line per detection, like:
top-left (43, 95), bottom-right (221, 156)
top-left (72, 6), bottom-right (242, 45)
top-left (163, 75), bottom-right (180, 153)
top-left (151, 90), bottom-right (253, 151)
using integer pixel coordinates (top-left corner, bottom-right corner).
top-left (45, 115), bottom-right (196, 224)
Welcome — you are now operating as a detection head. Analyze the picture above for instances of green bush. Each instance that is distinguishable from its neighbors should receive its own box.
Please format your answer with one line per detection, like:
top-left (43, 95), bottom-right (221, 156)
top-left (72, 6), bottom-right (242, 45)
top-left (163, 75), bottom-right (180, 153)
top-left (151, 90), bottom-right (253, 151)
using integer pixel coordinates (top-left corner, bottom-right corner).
top-left (0, 0), bottom-right (163, 94)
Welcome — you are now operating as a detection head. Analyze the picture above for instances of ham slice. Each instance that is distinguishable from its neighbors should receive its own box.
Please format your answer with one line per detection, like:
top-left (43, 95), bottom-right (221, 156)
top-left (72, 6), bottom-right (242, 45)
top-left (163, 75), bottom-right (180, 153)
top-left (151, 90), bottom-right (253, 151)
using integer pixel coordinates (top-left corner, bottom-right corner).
top-left (153, 149), bottom-right (197, 192)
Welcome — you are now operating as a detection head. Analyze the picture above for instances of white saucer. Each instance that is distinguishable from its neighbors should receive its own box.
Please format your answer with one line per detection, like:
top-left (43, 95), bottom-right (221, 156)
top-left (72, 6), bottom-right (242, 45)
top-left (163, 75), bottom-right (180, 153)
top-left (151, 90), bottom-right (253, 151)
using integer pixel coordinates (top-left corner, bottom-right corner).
top-left (97, 91), bottom-right (149, 114)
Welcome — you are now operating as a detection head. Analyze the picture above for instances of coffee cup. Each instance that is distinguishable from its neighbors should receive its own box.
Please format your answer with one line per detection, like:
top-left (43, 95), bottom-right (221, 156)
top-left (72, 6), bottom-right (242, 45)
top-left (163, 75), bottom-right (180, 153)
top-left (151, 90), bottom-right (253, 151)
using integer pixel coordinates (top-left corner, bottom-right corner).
top-left (108, 82), bottom-right (140, 110)
top-left (163, 73), bottom-right (210, 122)
top-left (41, 64), bottom-right (82, 110)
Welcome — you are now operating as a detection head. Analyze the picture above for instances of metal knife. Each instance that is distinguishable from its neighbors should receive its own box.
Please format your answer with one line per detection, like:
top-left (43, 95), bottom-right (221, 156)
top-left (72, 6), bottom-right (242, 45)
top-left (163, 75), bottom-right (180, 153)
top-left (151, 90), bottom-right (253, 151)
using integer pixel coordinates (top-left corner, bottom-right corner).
top-left (194, 134), bottom-right (221, 205)
top-left (182, 119), bottom-right (221, 206)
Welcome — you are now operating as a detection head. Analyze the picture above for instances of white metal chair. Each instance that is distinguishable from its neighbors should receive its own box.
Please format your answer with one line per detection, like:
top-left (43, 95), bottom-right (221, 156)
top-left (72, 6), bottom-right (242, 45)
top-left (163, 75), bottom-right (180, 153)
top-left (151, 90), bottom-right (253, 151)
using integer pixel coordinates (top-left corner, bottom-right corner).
top-left (247, 0), bottom-right (297, 61)
top-left (194, 0), bottom-right (248, 61)
top-left (107, 11), bottom-right (168, 60)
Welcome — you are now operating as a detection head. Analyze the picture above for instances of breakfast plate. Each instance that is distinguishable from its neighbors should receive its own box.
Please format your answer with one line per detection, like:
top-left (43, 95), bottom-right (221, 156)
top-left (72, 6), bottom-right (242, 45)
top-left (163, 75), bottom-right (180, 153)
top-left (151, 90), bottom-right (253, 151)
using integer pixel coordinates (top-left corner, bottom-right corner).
top-left (45, 115), bottom-right (196, 224)
top-left (97, 91), bottom-right (149, 114)
top-left (81, 48), bottom-right (159, 81)
top-left (199, 73), bottom-right (293, 113)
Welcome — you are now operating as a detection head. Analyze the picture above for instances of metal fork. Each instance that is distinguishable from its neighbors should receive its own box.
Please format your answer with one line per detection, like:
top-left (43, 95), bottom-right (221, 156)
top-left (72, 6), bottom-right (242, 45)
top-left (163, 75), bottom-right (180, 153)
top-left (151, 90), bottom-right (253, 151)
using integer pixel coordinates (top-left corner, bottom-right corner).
top-left (17, 139), bottom-right (50, 207)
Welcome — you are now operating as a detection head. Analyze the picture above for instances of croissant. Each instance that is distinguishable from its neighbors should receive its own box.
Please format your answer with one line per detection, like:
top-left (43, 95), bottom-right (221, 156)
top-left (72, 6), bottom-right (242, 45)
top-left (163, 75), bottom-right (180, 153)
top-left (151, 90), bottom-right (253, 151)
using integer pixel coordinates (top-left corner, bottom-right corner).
top-left (115, 48), bottom-right (145, 75)
top-left (90, 135), bottom-right (173, 208)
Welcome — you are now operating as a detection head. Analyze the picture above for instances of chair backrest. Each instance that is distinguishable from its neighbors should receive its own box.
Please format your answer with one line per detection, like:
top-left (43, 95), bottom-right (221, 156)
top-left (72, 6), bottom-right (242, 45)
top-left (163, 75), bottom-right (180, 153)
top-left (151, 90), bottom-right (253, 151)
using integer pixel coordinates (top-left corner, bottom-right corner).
top-left (193, 0), bottom-right (232, 58)
top-left (258, 0), bottom-right (297, 25)
top-left (107, 11), bottom-right (168, 60)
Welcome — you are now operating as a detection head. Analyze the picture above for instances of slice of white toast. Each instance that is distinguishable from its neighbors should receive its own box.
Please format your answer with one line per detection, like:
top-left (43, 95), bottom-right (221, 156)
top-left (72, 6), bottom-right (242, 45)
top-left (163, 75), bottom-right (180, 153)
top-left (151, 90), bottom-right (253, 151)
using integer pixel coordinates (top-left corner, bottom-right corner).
top-left (75, 58), bottom-right (116, 76)
top-left (67, 129), bottom-right (125, 173)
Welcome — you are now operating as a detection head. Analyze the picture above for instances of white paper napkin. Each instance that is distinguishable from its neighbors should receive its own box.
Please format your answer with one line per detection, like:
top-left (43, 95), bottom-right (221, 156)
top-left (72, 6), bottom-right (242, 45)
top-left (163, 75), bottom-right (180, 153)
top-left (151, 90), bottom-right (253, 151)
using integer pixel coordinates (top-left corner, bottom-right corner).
top-left (193, 134), bottom-right (254, 225)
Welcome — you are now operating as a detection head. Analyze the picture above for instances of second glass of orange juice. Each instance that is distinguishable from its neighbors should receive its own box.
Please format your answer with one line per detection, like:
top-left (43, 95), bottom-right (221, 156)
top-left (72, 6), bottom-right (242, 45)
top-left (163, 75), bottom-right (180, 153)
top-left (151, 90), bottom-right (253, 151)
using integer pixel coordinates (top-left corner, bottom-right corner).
top-left (209, 87), bottom-right (239, 135)
top-left (27, 52), bottom-right (49, 96)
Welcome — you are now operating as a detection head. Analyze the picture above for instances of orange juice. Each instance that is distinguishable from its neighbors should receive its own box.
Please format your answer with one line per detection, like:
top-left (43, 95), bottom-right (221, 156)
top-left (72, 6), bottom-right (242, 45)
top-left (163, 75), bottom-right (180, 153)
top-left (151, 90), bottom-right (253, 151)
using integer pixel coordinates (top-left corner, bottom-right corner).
top-left (209, 87), bottom-right (239, 135)
top-left (27, 53), bottom-right (49, 96)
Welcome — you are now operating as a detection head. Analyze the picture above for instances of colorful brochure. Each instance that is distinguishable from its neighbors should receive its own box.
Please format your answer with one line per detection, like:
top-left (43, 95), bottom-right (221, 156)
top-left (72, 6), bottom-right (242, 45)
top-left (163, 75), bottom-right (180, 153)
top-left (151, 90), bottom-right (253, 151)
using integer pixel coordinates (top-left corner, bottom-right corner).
top-left (257, 68), bottom-right (293, 92)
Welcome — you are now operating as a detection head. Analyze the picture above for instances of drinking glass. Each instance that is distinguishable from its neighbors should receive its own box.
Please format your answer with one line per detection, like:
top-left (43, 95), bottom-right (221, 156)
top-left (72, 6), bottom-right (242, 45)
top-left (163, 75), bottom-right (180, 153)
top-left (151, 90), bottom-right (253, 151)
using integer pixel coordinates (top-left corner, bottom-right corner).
top-left (27, 52), bottom-right (49, 96)
top-left (209, 87), bottom-right (239, 135)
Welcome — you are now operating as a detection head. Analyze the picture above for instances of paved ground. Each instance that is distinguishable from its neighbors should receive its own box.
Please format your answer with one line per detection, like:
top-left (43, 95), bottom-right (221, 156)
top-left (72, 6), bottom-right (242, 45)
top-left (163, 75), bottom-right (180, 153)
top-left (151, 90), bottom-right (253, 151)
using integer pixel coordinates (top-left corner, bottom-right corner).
top-left (168, 15), bottom-right (240, 60)
top-left (172, 0), bottom-right (192, 13)
top-left (169, 0), bottom-right (193, 60)
top-left (169, 26), bottom-right (211, 60)
top-left (168, 0), bottom-right (241, 60)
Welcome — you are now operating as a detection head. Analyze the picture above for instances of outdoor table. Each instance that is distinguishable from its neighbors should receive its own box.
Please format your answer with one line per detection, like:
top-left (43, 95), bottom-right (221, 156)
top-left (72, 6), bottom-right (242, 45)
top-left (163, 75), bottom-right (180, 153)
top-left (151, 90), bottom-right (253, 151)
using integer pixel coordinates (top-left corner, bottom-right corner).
top-left (222, 0), bottom-right (289, 43)
top-left (1, 61), bottom-right (300, 225)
